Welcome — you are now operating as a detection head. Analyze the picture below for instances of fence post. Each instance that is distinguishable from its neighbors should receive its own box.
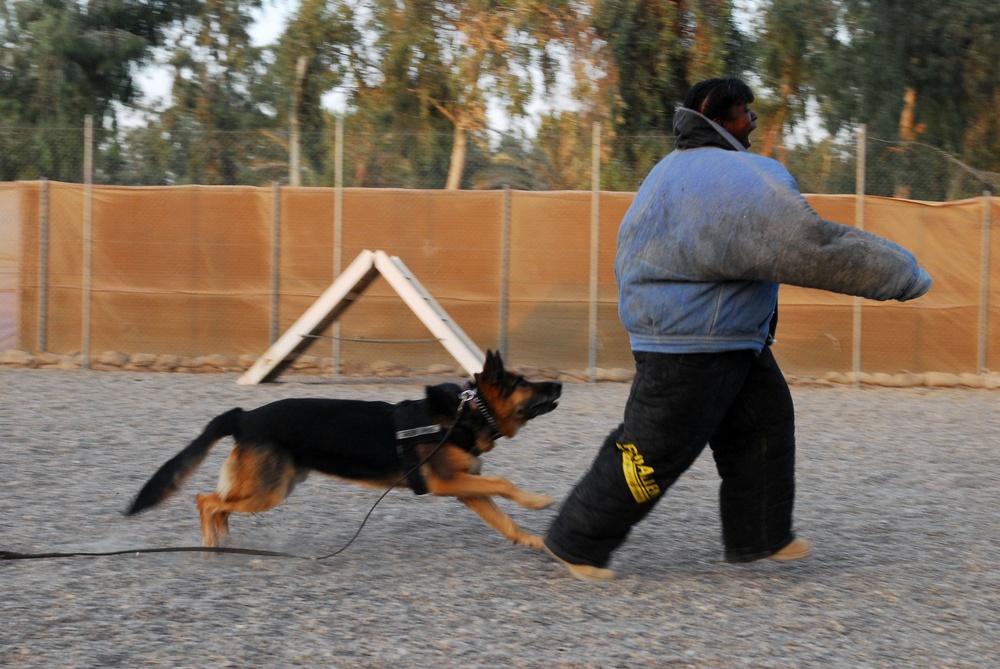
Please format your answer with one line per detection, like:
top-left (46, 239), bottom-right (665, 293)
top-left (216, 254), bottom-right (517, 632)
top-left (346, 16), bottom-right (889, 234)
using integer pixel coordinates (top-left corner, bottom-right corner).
top-left (499, 185), bottom-right (511, 361)
top-left (270, 182), bottom-right (281, 344)
top-left (588, 121), bottom-right (601, 383)
top-left (852, 124), bottom-right (866, 388)
top-left (978, 189), bottom-right (992, 372)
top-left (37, 178), bottom-right (49, 352)
top-left (332, 116), bottom-right (344, 376)
top-left (81, 115), bottom-right (93, 369)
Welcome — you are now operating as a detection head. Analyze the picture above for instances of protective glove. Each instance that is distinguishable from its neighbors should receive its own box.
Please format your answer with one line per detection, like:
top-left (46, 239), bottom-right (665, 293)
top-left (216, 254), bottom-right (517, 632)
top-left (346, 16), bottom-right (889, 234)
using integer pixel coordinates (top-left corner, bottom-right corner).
top-left (897, 267), bottom-right (932, 301)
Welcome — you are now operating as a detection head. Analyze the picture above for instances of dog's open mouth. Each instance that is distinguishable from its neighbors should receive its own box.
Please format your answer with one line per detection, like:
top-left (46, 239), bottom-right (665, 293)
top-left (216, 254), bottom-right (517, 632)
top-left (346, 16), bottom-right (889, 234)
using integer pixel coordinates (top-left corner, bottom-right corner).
top-left (525, 399), bottom-right (559, 419)
top-left (524, 387), bottom-right (561, 419)
top-left (525, 400), bottom-right (558, 419)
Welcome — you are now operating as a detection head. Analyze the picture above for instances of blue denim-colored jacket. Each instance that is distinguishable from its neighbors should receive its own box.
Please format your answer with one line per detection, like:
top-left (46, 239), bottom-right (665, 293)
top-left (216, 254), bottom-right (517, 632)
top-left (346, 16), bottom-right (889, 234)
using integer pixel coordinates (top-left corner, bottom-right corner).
top-left (615, 108), bottom-right (932, 354)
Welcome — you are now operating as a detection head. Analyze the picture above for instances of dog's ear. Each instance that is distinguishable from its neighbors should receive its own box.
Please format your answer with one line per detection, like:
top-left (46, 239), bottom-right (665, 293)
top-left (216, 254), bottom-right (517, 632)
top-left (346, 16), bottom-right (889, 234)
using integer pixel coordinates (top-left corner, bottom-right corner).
top-left (480, 349), bottom-right (504, 382)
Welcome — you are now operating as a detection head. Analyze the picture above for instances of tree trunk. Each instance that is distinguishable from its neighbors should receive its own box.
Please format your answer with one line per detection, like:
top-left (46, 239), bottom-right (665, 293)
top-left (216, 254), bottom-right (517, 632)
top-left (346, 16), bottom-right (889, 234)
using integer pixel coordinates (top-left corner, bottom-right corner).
top-left (445, 126), bottom-right (467, 190)
top-left (760, 83), bottom-right (792, 161)
top-left (760, 108), bottom-right (787, 162)
top-left (894, 87), bottom-right (918, 199)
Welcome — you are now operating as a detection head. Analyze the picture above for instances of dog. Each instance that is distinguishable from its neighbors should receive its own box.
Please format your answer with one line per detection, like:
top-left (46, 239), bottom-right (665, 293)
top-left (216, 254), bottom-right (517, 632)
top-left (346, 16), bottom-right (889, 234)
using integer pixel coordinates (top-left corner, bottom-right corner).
top-left (126, 350), bottom-right (561, 550)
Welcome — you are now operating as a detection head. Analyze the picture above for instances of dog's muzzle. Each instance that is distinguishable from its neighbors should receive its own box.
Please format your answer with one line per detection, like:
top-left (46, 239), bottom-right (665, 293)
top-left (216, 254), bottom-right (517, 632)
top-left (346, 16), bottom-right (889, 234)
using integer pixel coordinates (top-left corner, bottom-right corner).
top-left (525, 382), bottom-right (562, 419)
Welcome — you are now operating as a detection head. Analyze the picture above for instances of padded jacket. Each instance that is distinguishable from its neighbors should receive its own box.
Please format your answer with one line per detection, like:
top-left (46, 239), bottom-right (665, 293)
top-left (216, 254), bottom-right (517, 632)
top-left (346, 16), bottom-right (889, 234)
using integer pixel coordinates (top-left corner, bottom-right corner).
top-left (614, 107), bottom-right (932, 354)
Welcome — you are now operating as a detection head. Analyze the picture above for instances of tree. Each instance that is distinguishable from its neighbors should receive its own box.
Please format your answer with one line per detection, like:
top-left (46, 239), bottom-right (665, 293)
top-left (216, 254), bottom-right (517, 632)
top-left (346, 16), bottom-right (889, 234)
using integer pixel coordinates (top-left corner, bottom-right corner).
top-left (142, 0), bottom-right (274, 184)
top-left (261, 0), bottom-right (358, 185)
top-left (813, 0), bottom-right (1000, 198)
top-left (529, 112), bottom-right (599, 191)
top-left (754, 0), bottom-right (838, 159)
top-left (592, 0), bottom-right (750, 188)
top-left (0, 0), bottom-right (197, 181)
top-left (360, 0), bottom-right (576, 189)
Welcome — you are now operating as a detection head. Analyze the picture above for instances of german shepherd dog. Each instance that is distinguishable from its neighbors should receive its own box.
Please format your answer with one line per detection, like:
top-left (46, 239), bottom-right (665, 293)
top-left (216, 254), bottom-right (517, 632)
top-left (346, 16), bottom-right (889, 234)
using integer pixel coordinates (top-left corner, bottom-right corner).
top-left (126, 351), bottom-right (561, 550)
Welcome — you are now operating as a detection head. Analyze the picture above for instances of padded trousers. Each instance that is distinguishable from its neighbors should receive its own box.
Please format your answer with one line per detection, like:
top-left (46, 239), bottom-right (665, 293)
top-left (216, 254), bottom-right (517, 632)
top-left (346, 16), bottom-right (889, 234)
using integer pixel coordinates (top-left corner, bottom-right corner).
top-left (545, 347), bottom-right (797, 567)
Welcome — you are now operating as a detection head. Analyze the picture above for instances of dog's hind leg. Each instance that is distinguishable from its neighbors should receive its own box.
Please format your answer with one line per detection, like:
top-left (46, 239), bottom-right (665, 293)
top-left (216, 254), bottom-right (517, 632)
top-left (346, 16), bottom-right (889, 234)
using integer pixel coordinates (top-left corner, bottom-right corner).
top-left (195, 444), bottom-right (298, 547)
top-left (196, 494), bottom-right (224, 547)
top-left (212, 511), bottom-right (231, 546)
top-left (458, 496), bottom-right (545, 549)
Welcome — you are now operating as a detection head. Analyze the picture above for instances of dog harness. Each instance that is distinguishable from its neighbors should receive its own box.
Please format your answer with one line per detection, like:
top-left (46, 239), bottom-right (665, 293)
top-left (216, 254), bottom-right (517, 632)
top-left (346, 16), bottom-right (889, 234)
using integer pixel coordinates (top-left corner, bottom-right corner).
top-left (392, 390), bottom-right (485, 495)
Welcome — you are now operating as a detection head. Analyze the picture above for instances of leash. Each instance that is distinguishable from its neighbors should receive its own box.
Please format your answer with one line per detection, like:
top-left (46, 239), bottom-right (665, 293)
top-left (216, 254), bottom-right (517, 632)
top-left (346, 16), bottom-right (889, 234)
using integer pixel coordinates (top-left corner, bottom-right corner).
top-left (0, 546), bottom-right (314, 561)
top-left (2, 390), bottom-right (480, 564)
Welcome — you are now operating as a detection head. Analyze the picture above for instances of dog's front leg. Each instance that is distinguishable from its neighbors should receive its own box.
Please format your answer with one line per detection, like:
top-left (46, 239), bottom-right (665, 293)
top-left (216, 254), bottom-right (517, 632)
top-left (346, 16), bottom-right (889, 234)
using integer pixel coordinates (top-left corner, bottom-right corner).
top-left (426, 473), bottom-right (552, 509)
top-left (458, 496), bottom-right (544, 549)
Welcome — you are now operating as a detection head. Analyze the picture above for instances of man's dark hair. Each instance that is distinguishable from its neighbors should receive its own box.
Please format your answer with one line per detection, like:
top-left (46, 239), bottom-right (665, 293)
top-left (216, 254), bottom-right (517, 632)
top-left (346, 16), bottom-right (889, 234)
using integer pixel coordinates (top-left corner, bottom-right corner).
top-left (682, 78), bottom-right (755, 123)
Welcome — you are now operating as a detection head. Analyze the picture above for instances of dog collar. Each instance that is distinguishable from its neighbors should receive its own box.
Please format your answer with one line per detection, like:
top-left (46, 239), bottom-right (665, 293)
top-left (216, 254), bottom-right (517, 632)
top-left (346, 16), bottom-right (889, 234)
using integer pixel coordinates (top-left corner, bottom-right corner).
top-left (460, 385), bottom-right (503, 442)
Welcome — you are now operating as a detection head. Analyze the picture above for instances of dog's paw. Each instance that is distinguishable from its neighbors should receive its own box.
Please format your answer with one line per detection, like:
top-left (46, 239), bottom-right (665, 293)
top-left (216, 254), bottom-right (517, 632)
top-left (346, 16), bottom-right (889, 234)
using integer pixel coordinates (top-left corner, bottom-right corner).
top-left (519, 492), bottom-right (554, 510)
top-left (516, 533), bottom-right (545, 550)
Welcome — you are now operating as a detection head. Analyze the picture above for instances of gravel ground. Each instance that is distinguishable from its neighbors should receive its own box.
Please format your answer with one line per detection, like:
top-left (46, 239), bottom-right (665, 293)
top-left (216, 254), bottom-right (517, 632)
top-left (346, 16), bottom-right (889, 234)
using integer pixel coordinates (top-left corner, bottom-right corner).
top-left (1, 368), bottom-right (997, 668)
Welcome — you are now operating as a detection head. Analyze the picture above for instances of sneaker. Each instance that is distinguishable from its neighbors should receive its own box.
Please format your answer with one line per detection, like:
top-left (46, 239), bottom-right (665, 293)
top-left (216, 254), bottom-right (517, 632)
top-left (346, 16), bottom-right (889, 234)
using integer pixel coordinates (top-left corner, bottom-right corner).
top-left (768, 538), bottom-right (812, 562)
top-left (544, 546), bottom-right (616, 581)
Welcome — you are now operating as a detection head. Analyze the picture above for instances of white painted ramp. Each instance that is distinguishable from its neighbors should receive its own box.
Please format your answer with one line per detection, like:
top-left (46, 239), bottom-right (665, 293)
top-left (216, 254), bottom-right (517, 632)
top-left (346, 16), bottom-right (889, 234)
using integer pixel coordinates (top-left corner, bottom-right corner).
top-left (372, 250), bottom-right (485, 377)
top-left (237, 250), bottom-right (484, 385)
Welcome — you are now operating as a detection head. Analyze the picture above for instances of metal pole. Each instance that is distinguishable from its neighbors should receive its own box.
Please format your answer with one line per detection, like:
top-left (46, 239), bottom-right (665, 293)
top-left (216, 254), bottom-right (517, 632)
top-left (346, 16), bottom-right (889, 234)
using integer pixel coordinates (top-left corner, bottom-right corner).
top-left (37, 178), bottom-right (49, 351)
top-left (332, 116), bottom-right (344, 376)
top-left (270, 182), bottom-right (281, 343)
top-left (978, 189), bottom-right (992, 372)
top-left (852, 124), bottom-right (866, 388)
top-left (499, 185), bottom-right (511, 361)
top-left (81, 115), bottom-right (93, 369)
top-left (588, 121), bottom-right (601, 383)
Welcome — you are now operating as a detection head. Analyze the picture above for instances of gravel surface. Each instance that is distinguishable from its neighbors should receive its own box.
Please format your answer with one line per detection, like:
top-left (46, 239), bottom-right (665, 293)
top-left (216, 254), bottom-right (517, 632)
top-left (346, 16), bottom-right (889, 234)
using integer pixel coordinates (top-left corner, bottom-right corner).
top-left (1, 368), bottom-right (997, 668)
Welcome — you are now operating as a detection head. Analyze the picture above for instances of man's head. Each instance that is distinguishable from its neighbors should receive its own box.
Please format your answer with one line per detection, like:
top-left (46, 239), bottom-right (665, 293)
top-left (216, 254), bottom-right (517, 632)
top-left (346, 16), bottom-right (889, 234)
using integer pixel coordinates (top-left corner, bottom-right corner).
top-left (683, 77), bottom-right (757, 148)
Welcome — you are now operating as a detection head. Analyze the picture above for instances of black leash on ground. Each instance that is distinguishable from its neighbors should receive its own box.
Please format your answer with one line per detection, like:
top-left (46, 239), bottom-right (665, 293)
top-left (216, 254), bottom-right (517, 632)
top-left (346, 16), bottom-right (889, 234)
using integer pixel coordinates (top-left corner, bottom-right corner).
top-left (1, 391), bottom-right (478, 564)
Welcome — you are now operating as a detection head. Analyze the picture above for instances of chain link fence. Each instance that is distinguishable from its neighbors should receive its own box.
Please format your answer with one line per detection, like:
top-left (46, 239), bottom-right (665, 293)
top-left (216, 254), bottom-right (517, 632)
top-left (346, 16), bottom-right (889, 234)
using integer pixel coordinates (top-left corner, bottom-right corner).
top-left (2, 121), bottom-right (996, 199)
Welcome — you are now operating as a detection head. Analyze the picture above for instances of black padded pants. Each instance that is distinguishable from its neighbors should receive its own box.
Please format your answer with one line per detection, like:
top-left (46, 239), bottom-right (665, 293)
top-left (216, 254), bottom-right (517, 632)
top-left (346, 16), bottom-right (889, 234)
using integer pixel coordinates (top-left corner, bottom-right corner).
top-left (545, 347), bottom-right (797, 567)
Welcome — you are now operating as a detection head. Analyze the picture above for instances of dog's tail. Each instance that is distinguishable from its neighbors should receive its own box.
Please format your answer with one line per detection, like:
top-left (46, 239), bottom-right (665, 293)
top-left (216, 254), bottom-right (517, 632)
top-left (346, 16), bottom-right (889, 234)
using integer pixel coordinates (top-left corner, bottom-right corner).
top-left (126, 408), bottom-right (243, 515)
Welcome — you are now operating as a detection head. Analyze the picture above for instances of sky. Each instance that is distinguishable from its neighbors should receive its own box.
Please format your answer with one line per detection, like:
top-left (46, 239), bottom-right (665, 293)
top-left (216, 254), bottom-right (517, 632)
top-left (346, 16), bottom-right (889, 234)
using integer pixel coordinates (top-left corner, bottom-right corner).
top-left (249, 0), bottom-right (297, 45)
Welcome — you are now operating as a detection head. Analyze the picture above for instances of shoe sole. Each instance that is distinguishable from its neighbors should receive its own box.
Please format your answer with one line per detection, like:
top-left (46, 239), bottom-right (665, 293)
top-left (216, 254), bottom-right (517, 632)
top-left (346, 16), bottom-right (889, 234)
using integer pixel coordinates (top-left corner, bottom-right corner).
top-left (768, 538), bottom-right (812, 562)
top-left (544, 546), bottom-right (616, 581)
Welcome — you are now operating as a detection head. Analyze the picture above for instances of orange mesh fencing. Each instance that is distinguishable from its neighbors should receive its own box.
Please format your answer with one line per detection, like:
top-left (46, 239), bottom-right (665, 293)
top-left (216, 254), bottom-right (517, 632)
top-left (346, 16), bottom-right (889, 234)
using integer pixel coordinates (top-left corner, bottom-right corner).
top-left (6, 181), bottom-right (997, 375)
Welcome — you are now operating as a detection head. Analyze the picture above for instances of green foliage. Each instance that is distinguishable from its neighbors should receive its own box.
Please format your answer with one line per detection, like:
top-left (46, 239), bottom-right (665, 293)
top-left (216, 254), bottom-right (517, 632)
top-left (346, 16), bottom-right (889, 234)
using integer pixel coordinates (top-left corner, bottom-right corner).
top-left (1, 0), bottom-right (995, 197)
top-left (812, 0), bottom-right (1000, 186)
top-left (353, 0), bottom-right (577, 188)
top-left (781, 136), bottom-right (856, 195)
top-left (0, 0), bottom-right (197, 180)
top-left (264, 0), bottom-right (357, 180)
top-left (753, 0), bottom-right (839, 156)
top-left (593, 0), bottom-right (749, 185)
top-left (151, 0), bottom-right (274, 184)
top-left (527, 112), bottom-right (598, 191)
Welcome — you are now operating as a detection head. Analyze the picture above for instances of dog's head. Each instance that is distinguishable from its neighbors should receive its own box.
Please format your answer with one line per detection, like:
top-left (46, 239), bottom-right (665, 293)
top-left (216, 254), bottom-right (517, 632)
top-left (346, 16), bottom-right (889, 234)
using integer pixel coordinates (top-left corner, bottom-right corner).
top-left (472, 349), bottom-right (561, 439)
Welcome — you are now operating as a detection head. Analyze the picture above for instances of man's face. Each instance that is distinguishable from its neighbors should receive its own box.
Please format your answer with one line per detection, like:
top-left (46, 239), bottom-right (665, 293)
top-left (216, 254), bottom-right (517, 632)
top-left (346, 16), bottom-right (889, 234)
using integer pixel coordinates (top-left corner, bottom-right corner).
top-left (720, 102), bottom-right (757, 148)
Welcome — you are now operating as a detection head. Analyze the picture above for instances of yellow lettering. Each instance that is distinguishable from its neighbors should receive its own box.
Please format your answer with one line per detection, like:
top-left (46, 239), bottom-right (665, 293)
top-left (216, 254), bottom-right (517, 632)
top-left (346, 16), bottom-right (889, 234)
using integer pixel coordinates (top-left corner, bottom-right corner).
top-left (617, 442), bottom-right (661, 503)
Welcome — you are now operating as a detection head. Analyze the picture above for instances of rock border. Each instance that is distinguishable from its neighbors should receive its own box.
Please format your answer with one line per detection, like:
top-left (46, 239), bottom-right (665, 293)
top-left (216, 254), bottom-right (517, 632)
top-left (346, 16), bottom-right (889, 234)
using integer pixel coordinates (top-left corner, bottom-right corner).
top-left (0, 349), bottom-right (635, 384)
top-left (2, 349), bottom-right (998, 388)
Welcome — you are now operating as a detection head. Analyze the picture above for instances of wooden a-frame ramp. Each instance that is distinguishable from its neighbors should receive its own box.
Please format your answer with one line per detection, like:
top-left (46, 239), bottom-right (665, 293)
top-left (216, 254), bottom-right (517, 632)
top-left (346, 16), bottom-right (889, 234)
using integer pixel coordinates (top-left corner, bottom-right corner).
top-left (237, 249), bottom-right (485, 385)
